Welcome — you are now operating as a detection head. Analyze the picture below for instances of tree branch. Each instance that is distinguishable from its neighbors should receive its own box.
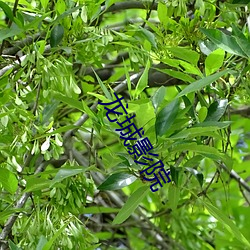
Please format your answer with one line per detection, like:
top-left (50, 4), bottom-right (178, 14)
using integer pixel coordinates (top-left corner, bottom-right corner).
top-left (0, 45), bottom-right (50, 78)
top-left (219, 162), bottom-right (250, 193)
top-left (2, 32), bottom-right (46, 56)
top-left (142, 0), bottom-right (156, 28)
top-left (230, 106), bottom-right (250, 118)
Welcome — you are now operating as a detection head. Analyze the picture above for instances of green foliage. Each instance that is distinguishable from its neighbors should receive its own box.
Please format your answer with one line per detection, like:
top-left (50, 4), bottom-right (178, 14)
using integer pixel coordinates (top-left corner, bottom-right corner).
top-left (98, 172), bottom-right (137, 191)
top-left (112, 185), bottom-right (149, 225)
top-left (0, 168), bottom-right (18, 194)
top-left (1, 0), bottom-right (250, 249)
top-left (50, 24), bottom-right (64, 47)
top-left (176, 69), bottom-right (231, 97)
top-left (200, 28), bottom-right (250, 58)
top-left (155, 98), bottom-right (179, 137)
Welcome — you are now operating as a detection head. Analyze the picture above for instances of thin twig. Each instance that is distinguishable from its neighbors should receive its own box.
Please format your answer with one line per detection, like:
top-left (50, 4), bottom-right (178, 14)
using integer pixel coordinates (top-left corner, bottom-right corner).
top-left (12, 0), bottom-right (19, 17)
top-left (239, 183), bottom-right (250, 206)
top-left (219, 162), bottom-right (250, 193)
top-left (32, 80), bottom-right (42, 115)
top-left (141, 0), bottom-right (156, 28)
top-left (198, 170), bottom-right (218, 197)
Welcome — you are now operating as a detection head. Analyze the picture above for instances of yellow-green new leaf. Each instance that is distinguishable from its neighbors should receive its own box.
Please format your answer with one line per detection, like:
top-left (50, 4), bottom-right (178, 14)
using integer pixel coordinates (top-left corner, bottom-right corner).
top-left (205, 49), bottom-right (225, 75)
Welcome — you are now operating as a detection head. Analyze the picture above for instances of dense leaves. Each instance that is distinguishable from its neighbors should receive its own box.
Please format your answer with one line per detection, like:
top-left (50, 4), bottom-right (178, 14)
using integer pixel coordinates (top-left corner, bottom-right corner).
top-left (0, 0), bottom-right (250, 249)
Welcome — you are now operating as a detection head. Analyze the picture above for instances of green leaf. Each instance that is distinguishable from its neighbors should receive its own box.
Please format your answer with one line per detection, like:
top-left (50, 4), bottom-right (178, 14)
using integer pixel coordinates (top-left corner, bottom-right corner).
top-left (0, 168), bottom-right (18, 194)
top-left (40, 0), bottom-right (49, 9)
top-left (151, 86), bottom-right (166, 111)
top-left (156, 67), bottom-right (195, 83)
top-left (0, 26), bottom-right (23, 42)
top-left (197, 91), bottom-right (209, 107)
top-left (55, 0), bottom-right (65, 14)
top-left (185, 167), bottom-right (204, 187)
top-left (170, 165), bottom-right (181, 186)
top-left (80, 206), bottom-right (120, 214)
top-left (231, 24), bottom-right (247, 40)
top-left (138, 27), bottom-right (157, 48)
top-left (234, 36), bottom-right (250, 58)
top-left (199, 39), bottom-right (218, 55)
top-left (24, 177), bottom-right (51, 192)
top-left (170, 142), bottom-right (198, 152)
top-left (205, 99), bottom-right (228, 122)
top-left (229, 24), bottom-right (250, 58)
top-left (198, 106), bottom-right (208, 122)
top-left (134, 59), bottom-right (151, 98)
top-left (9, 241), bottom-right (21, 250)
top-left (168, 47), bottom-right (200, 65)
top-left (194, 121), bottom-right (231, 129)
top-left (170, 126), bottom-right (220, 139)
top-left (162, 57), bottom-right (181, 68)
top-left (53, 92), bottom-right (84, 112)
top-left (200, 28), bottom-right (247, 58)
top-left (178, 91), bottom-right (195, 119)
top-left (13, 15), bottom-right (24, 28)
top-left (87, 92), bottom-right (110, 102)
top-left (98, 173), bottom-right (137, 191)
top-left (42, 223), bottom-right (69, 250)
top-left (24, 12), bottom-right (52, 30)
top-left (50, 24), bottom-right (64, 47)
top-left (36, 235), bottom-right (48, 250)
top-left (184, 155), bottom-right (203, 168)
top-left (95, 232), bottom-right (124, 240)
top-left (170, 143), bottom-right (229, 165)
top-left (33, 125), bottom-right (79, 140)
top-left (81, 100), bottom-right (97, 120)
top-left (168, 184), bottom-right (180, 210)
top-left (0, 209), bottom-right (23, 223)
top-left (176, 69), bottom-right (231, 98)
top-left (123, 60), bottom-right (132, 94)
top-left (155, 99), bottom-right (179, 137)
top-left (203, 201), bottom-right (250, 248)
top-left (0, 2), bottom-right (14, 21)
top-left (178, 61), bottom-right (203, 76)
top-left (112, 185), bottom-right (149, 224)
top-left (51, 166), bottom-right (86, 186)
top-left (93, 71), bottom-right (112, 100)
top-left (105, 0), bottom-right (117, 9)
top-left (41, 100), bottom-right (60, 125)
top-left (205, 49), bottom-right (225, 75)
top-left (157, 1), bottom-right (168, 24)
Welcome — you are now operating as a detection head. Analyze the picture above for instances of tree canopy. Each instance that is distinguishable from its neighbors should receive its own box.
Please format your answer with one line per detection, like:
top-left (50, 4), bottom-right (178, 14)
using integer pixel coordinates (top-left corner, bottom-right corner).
top-left (0, 0), bottom-right (250, 249)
